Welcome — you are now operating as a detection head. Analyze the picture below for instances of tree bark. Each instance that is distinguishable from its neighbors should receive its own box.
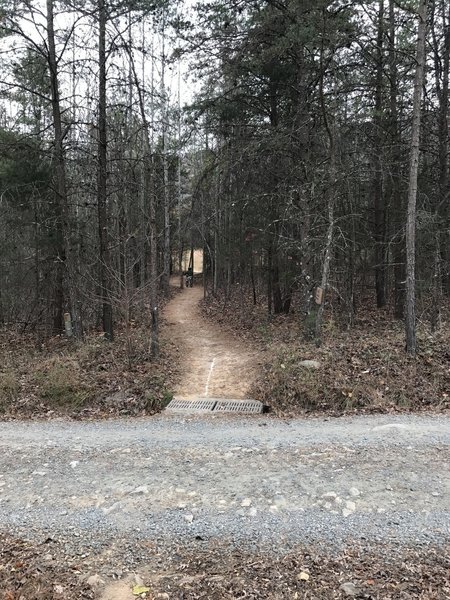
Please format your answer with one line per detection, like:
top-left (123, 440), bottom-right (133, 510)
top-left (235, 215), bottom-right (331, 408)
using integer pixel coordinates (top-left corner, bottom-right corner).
top-left (435, 1), bottom-right (450, 294)
top-left (97, 0), bottom-right (113, 341)
top-left (405, 0), bottom-right (428, 356)
top-left (387, 0), bottom-right (406, 319)
top-left (315, 9), bottom-right (336, 345)
top-left (161, 14), bottom-right (171, 297)
top-left (46, 0), bottom-right (82, 339)
top-left (373, 0), bottom-right (388, 308)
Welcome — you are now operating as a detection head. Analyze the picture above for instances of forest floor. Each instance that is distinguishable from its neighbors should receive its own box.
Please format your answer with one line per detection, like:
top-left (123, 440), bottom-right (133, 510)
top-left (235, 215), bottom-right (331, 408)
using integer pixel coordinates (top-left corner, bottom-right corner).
top-left (0, 293), bottom-right (180, 420)
top-left (201, 284), bottom-right (450, 416)
top-left (1, 278), bottom-right (448, 420)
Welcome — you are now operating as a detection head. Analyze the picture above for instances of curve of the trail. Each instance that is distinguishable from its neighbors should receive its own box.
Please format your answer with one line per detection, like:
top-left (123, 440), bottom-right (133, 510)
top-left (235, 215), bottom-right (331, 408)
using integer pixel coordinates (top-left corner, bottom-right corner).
top-left (163, 280), bottom-right (259, 400)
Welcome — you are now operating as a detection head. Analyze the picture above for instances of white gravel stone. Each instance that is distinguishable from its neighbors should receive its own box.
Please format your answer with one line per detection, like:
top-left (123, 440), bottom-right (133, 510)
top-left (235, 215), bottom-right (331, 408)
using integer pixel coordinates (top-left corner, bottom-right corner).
top-left (340, 582), bottom-right (358, 596)
top-left (131, 485), bottom-right (149, 495)
top-left (87, 574), bottom-right (105, 588)
top-left (299, 360), bottom-right (321, 369)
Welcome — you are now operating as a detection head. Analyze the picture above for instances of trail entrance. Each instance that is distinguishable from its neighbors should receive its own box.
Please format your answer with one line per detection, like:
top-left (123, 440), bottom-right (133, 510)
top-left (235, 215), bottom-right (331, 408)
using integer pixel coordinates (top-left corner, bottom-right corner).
top-left (163, 278), bottom-right (259, 401)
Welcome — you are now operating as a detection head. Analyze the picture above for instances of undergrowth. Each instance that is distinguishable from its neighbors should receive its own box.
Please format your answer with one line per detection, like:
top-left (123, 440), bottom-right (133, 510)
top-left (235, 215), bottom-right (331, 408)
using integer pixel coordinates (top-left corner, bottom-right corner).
top-left (33, 360), bottom-right (91, 410)
top-left (0, 323), bottom-right (177, 419)
top-left (202, 285), bottom-right (450, 416)
top-left (0, 371), bottom-right (20, 413)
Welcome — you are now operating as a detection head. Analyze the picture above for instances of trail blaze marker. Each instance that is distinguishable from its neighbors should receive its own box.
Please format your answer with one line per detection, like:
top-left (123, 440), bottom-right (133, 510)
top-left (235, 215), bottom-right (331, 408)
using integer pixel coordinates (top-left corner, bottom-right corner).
top-left (315, 287), bottom-right (324, 305)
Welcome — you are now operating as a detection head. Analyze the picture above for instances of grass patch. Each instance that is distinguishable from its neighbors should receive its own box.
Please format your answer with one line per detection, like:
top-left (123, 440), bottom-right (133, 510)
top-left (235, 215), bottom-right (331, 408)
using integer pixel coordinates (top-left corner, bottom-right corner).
top-left (0, 370), bottom-right (20, 412)
top-left (34, 360), bottom-right (91, 410)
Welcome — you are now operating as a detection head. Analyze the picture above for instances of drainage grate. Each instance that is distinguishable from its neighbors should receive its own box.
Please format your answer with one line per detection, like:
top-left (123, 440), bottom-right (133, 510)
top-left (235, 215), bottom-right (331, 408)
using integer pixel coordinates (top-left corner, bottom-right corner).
top-left (166, 398), bottom-right (217, 412)
top-left (214, 399), bottom-right (264, 414)
top-left (165, 397), bottom-right (264, 414)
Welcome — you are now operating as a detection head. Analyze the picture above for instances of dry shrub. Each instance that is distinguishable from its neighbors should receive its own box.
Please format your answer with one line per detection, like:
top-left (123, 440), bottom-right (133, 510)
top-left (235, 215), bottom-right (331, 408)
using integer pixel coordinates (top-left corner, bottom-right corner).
top-left (142, 387), bottom-right (173, 412)
top-left (0, 371), bottom-right (20, 412)
top-left (33, 358), bottom-right (91, 410)
top-left (0, 316), bottom-right (178, 419)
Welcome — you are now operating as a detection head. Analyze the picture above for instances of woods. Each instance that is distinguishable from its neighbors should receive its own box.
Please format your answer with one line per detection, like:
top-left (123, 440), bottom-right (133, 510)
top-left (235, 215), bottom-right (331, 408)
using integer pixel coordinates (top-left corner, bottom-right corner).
top-left (0, 0), bottom-right (448, 355)
top-left (188, 0), bottom-right (449, 347)
top-left (1, 4), bottom-right (449, 596)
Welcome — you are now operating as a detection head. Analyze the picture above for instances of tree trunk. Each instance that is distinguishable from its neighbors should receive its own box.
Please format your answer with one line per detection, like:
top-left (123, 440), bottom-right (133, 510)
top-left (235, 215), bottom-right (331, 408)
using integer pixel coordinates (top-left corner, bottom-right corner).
top-left (161, 14), bottom-right (171, 297)
top-left (388, 0), bottom-right (406, 319)
top-left (315, 9), bottom-right (336, 345)
top-left (373, 0), bottom-right (388, 308)
top-left (435, 1), bottom-right (450, 294)
top-left (148, 153), bottom-right (159, 357)
top-left (315, 152), bottom-right (336, 344)
top-left (121, 22), bottom-right (159, 355)
top-left (97, 0), bottom-right (113, 341)
top-left (46, 0), bottom-right (83, 339)
top-left (405, 0), bottom-right (428, 356)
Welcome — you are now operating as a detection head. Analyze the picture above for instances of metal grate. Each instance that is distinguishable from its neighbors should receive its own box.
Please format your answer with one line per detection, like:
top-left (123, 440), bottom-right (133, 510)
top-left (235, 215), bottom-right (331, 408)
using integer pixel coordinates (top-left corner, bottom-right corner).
top-left (214, 399), bottom-right (264, 414)
top-left (166, 398), bottom-right (217, 412)
top-left (165, 397), bottom-right (265, 414)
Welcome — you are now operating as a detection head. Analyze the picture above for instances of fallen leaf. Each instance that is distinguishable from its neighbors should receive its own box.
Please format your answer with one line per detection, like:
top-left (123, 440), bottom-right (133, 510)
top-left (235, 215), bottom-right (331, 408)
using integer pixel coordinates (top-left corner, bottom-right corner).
top-left (133, 585), bottom-right (151, 595)
top-left (297, 571), bottom-right (310, 581)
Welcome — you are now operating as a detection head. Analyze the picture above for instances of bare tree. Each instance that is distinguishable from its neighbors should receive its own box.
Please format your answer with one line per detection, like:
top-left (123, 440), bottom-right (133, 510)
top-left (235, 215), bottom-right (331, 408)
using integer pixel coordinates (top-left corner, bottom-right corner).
top-left (46, 0), bottom-right (83, 339)
top-left (405, 0), bottom-right (429, 355)
top-left (97, 0), bottom-right (113, 341)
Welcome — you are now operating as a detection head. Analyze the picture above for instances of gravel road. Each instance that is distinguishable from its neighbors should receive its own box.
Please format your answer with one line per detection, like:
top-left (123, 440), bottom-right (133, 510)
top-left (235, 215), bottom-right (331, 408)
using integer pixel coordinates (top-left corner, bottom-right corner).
top-left (1, 413), bottom-right (449, 560)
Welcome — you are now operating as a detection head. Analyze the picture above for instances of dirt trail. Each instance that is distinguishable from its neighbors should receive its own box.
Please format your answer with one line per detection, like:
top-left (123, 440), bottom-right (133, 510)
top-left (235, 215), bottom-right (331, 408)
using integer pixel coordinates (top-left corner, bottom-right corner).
top-left (163, 279), bottom-right (259, 399)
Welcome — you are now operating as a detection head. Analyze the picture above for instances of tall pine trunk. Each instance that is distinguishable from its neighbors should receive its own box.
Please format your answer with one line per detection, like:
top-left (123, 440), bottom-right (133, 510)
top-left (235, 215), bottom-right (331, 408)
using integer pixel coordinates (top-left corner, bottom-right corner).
top-left (405, 0), bottom-right (428, 355)
top-left (97, 0), bottom-right (113, 340)
top-left (126, 27), bottom-right (159, 357)
top-left (436, 1), bottom-right (450, 295)
top-left (315, 9), bottom-right (336, 345)
top-left (161, 14), bottom-right (171, 297)
top-left (373, 0), bottom-right (387, 308)
top-left (46, 0), bottom-right (82, 339)
top-left (388, 0), bottom-right (405, 319)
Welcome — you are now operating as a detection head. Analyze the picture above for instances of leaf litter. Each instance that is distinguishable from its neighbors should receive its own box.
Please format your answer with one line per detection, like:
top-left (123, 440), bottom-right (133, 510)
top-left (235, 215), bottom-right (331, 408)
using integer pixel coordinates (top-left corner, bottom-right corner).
top-left (1, 534), bottom-right (449, 599)
top-left (201, 286), bottom-right (450, 416)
